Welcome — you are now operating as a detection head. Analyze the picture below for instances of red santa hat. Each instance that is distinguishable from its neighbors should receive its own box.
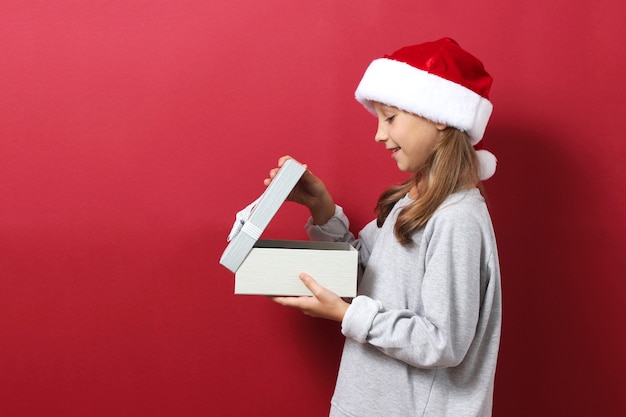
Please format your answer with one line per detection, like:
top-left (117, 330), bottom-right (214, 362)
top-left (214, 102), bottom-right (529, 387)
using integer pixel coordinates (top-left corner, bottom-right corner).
top-left (355, 37), bottom-right (497, 180)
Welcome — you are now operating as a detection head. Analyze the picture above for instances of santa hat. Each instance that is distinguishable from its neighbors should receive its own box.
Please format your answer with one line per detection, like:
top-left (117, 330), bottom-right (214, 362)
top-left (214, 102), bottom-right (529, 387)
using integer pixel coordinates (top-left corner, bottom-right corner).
top-left (355, 37), bottom-right (497, 180)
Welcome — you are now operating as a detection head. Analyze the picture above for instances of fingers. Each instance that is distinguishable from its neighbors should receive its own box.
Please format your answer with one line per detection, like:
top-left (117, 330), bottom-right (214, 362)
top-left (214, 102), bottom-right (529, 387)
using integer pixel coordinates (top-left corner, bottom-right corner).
top-left (299, 272), bottom-right (323, 298)
top-left (270, 295), bottom-right (317, 319)
top-left (267, 274), bottom-right (322, 310)
top-left (263, 167), bottom-right (280, 186)
top-left (278, 156), bottom-right (308, 171)
top-left (268, 273), bottom-right (348, 322)
top-left (269, 295), bottom-right (302, 308)
top-left (264, 155), bottom-right (308, 186)
top-left (277, 155), bottom-right (293, 167)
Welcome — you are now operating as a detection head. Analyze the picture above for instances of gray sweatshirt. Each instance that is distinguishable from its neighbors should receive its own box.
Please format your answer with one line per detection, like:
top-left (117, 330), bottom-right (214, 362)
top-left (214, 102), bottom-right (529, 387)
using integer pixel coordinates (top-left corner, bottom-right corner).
top-left (306, 189), bottom-right (502, 417)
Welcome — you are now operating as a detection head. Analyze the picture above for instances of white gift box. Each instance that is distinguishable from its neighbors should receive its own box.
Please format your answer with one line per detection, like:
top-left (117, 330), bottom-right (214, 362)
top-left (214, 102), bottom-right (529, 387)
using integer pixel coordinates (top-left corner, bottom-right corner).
top-left (220, 160), bottom-right (357, 297)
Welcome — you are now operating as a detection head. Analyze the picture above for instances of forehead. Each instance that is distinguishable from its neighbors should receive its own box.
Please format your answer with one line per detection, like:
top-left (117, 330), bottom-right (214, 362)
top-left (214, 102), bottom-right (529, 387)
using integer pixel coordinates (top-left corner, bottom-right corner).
top-left (372, 102), bottom-right (399, 113)
top-left (372, 101), bottom-right (434, 124)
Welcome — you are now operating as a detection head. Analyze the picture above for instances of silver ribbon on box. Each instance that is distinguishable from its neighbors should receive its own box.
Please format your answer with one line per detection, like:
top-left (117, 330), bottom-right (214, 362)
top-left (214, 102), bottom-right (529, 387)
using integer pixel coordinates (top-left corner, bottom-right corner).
top-left (227, 197), bottom-right (261, 242)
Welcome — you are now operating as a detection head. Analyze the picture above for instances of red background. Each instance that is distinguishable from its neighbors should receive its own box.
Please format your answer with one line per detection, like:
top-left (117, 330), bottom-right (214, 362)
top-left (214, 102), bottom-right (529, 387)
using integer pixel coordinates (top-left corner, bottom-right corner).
top-left (1, 1), bottom-right (625, 416)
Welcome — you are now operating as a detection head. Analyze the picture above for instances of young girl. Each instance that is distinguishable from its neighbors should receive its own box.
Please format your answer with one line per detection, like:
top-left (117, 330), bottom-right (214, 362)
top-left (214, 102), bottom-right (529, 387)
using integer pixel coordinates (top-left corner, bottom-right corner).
top-left (266, 37), bottom-right (502, 417)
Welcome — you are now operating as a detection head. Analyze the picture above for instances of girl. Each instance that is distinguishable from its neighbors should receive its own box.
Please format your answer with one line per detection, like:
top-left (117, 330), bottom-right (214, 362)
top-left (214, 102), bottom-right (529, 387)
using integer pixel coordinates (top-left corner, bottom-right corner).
top-left (266, 38), bottom-right (502, 417)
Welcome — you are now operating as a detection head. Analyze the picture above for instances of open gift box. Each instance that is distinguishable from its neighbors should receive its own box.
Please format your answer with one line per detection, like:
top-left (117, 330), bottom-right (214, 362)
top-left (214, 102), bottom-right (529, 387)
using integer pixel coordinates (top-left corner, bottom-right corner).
top-left (219, 159), bottom-right (357, 297)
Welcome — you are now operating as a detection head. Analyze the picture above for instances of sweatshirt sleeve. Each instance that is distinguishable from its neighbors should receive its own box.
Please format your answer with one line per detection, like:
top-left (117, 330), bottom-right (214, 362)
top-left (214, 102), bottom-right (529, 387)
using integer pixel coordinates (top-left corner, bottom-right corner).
top-left (341, 209), bottom-right (485, 369)
top-left (306, 205), bottom-right (379, 270)
top-left (305, 205), bottom-right (355, 243)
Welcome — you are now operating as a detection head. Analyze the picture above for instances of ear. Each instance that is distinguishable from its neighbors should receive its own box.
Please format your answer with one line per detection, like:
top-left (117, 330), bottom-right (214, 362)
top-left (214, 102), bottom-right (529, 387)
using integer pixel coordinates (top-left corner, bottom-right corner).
top-left (435, 123), bottom-right (447, 131)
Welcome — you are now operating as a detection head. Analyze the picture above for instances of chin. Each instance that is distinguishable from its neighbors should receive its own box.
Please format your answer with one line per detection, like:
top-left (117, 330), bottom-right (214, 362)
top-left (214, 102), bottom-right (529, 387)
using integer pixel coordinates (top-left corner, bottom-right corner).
top-left (395, 161), bottom-right (411, 172)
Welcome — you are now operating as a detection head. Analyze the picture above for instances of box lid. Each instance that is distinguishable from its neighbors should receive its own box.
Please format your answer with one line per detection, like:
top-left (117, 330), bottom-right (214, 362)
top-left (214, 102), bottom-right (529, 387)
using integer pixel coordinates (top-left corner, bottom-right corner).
top-left (219, 159), bottom-right (306, 272)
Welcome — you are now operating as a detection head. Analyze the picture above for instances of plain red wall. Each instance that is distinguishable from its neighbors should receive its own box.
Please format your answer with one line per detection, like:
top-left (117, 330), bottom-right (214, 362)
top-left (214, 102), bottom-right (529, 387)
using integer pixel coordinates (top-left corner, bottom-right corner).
top-left (1, 1), bottom-right (625, 416)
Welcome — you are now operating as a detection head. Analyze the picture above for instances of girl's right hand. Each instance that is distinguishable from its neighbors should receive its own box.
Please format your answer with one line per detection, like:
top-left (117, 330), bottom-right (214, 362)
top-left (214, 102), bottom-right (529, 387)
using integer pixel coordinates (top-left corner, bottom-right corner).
top-left (264, 155), bottom-right (336, 225)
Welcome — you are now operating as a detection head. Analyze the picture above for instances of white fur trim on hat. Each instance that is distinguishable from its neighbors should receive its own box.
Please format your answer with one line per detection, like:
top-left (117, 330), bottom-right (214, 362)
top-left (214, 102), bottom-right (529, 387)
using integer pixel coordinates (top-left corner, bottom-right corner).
top-left (475, 149), bottom-right (497, 180)
top-left (355, 58), bottom-right (493, 145)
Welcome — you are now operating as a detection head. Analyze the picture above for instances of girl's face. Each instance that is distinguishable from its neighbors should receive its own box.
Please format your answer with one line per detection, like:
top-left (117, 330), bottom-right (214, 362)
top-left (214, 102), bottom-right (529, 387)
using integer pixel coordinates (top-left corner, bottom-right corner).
top-left (372, 102), bottom-right (446, 173)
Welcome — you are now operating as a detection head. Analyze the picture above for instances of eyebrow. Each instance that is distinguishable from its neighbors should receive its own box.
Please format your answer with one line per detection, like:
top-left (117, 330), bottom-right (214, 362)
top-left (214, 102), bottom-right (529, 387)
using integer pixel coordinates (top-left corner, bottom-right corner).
top-left (374, 103), bottom-right (395, 112)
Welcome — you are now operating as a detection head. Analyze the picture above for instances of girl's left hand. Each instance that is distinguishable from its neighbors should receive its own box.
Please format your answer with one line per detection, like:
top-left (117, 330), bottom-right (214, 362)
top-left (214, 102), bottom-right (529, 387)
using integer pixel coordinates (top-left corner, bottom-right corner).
top-left (270, 273), bottom-right (350, 322)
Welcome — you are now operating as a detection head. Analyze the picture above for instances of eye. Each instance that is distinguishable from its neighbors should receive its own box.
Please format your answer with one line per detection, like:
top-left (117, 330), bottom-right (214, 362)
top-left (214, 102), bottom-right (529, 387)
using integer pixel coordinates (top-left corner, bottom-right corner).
top-left (385, 115), bottom-right (396, 123)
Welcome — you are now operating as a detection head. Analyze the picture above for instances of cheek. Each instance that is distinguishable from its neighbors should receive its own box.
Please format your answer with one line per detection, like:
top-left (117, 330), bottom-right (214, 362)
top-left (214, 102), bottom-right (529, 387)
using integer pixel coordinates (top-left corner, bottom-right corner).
top-left (404, 136), bottom-right (438, 165)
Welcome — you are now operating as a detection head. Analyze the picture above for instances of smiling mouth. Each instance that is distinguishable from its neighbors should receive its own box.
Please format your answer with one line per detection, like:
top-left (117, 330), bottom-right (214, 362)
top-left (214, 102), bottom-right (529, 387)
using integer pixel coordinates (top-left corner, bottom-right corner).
top-left (389, 147), bottom-right (400, 154)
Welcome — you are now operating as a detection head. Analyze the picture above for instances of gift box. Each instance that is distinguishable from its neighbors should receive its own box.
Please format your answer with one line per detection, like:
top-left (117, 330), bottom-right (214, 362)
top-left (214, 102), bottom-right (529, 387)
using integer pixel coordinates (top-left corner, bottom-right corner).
top-left (219, 159), bottom-right (357, 297)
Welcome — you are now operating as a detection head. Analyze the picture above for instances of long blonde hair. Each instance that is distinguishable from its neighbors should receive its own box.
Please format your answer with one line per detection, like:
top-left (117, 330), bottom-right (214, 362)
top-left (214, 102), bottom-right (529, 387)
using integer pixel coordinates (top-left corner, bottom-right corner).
top-left (375, 128), bottom-right (482, 245)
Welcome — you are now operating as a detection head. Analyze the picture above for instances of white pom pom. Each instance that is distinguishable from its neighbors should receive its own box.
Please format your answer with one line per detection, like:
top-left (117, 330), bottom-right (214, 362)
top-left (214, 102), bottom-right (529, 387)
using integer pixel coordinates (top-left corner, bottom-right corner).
top-left (476, 149), bottom-right (497, 180)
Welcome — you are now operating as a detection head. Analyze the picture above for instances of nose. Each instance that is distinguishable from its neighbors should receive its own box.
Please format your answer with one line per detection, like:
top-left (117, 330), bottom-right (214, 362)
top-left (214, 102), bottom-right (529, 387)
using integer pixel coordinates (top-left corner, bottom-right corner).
top-left (374, 120), bottom-right (387, 143)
